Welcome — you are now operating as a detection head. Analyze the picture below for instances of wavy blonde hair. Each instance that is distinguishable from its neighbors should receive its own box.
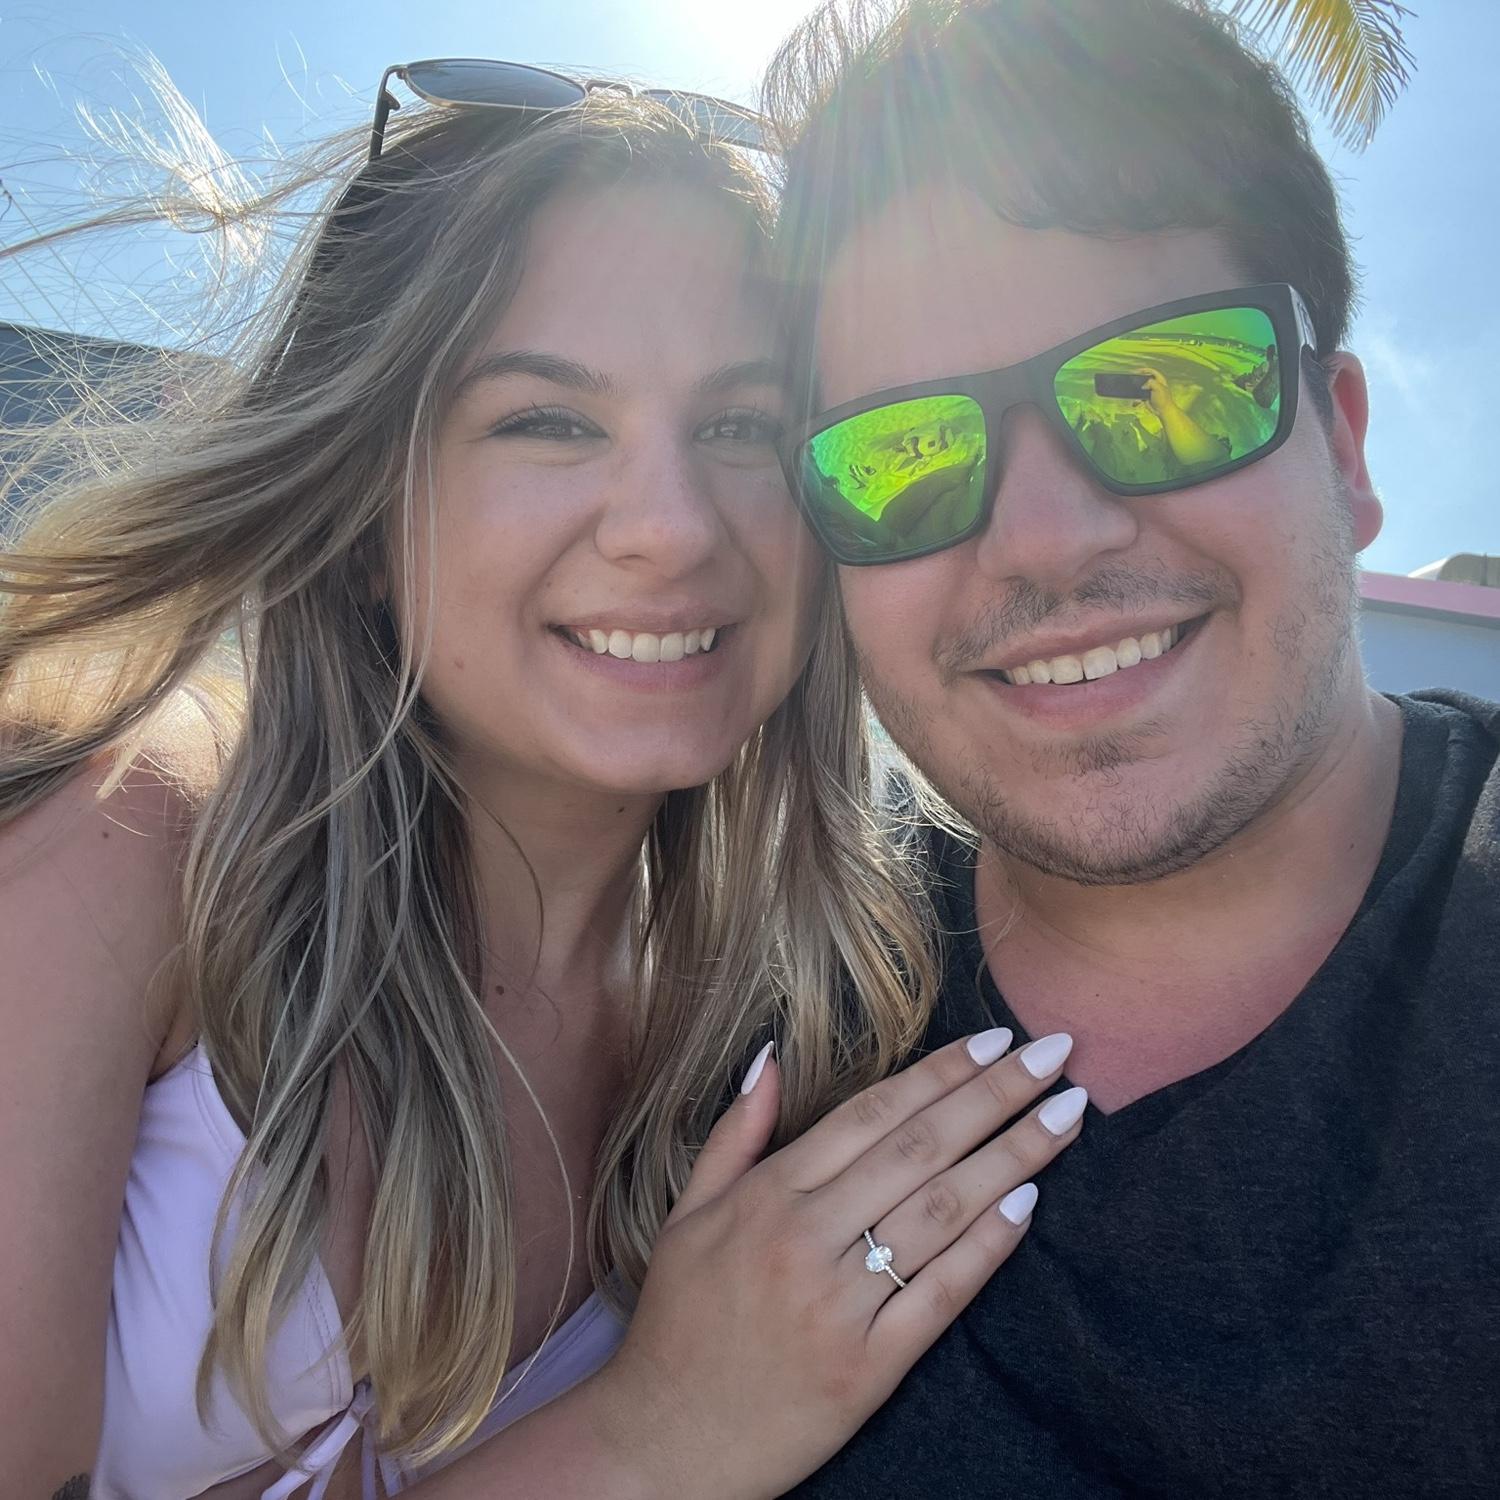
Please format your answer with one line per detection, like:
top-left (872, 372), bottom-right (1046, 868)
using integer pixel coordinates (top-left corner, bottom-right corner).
top-left (0, 89), bottom-right (938, 1464)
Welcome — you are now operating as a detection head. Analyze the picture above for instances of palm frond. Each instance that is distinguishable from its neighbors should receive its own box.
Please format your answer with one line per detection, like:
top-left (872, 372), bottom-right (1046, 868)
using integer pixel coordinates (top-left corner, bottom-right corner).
top-left (1227, 0), bottom-right (1417, 149)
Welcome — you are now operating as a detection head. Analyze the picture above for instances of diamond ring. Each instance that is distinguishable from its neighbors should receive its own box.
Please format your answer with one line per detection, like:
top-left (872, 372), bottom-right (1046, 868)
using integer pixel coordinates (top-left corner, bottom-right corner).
top-left (863, 1229), bottom-right (908, 1289)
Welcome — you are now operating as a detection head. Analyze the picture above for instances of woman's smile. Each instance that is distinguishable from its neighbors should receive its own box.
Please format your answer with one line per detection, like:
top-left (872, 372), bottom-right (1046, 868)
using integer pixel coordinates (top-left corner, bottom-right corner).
top-left (556, 622), bottom-right (723, 663)
top-left (547, 617), bottom-right (736, 694)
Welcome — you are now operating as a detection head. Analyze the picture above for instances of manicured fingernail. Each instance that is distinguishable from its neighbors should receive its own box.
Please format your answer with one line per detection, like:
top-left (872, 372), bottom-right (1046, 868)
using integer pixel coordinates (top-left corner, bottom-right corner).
top-left (1019, 1032), bottom-right (1074, 1079)
top-left (965, 1027), bottom-right (1013, 1066)
top-left (1038, 1085), bottom-right (1089, 1135)
top-left (998, 1182), bottom-right (1039, 1224)
top-left (739, 1040), bottom-right (775, 1095)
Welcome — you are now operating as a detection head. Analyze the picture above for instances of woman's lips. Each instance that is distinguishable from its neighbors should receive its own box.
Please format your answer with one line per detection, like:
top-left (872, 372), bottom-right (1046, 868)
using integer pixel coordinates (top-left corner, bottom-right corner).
top-left (558, 624), bottom-right (721, 663)
top-left (550, 623), bottom-right (734, 691)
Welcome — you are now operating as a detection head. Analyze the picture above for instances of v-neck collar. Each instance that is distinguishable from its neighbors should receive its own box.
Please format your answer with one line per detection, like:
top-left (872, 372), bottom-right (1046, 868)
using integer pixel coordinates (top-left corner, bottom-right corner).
top-left (921, 694), bottom-right (1454, 1145)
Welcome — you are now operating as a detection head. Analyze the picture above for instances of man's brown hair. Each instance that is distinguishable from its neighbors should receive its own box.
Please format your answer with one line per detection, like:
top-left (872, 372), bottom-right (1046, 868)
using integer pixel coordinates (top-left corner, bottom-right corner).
top-left (765, 0), bottom-right (1356, 395)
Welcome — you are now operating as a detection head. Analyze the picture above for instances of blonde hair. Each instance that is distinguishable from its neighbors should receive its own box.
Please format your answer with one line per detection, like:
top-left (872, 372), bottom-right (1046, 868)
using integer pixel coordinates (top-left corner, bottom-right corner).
top-left (0, 88), bottom-right (938, 1464)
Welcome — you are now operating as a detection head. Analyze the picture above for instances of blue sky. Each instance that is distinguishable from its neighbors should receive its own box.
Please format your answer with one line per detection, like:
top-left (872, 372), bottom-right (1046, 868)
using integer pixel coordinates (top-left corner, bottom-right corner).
top-left (1, 0), bottom-right (1493, 576)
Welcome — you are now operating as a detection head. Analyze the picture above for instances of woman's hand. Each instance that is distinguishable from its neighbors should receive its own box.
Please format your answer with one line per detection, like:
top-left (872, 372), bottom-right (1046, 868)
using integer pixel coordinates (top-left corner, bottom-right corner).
top-left (586, 1029), bottom-right (1086, 1499)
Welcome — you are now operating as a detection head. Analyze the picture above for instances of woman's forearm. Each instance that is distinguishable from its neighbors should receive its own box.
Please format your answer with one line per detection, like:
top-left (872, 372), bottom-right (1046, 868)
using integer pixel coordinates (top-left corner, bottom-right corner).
top-left (393, 1370), bottom-right (672, 1500)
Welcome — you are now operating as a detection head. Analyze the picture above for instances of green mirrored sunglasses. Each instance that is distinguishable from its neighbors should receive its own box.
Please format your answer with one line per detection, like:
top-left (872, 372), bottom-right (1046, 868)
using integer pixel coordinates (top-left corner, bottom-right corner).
top-left (784, 284), bottom-right (1317, 566)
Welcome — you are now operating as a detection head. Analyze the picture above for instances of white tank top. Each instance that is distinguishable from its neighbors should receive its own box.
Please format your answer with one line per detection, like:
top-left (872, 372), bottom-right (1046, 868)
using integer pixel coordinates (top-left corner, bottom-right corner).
top-left (94, 1044), bottom-right (627, 1498)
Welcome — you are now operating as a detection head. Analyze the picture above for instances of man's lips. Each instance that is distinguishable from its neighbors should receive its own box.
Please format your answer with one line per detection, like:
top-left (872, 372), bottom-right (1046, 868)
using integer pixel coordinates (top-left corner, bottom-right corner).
top-left (955, 612), bottom-right (1206, 687)
top-left (968, 613), bottom-right (1209, 729)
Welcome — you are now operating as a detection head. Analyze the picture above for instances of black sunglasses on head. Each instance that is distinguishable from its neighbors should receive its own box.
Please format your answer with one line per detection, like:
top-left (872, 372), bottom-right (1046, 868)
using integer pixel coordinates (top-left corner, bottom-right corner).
top-left (783, 283), bottom-right (1319, 567)
top-left (367, 57), bottom-right (772, 162)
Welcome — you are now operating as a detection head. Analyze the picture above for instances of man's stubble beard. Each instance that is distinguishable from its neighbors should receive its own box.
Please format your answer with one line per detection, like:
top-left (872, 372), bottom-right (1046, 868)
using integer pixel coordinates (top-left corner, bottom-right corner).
top-left (859, 489), bottom-right (1363, 888)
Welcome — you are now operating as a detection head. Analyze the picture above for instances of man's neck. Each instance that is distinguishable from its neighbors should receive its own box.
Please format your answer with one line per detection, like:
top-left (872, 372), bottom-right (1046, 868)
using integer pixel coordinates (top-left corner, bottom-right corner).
top-left (973, 690), bottom-right (1405, 1112)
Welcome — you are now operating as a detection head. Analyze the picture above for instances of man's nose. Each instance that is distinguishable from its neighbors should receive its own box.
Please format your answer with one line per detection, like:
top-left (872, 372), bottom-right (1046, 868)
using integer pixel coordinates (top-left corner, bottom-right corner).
top-left (972, 406), bottom-right (1139, 586)
top-left (592, 435), bottom-right (728, 578)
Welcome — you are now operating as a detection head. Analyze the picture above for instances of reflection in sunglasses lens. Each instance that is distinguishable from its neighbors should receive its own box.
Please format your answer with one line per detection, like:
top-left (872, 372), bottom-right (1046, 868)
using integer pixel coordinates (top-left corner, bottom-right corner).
top-left (800, 394), bottom-right (987, 561)
top-left (1053, 307), bottom-right (1281, 487)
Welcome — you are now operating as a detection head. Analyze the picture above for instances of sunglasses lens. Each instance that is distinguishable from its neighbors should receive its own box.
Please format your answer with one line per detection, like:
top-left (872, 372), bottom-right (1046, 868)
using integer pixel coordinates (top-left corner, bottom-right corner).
top-left (643, 91), bottom-right (768, 150)
top-left (402, 60), bottom-right (585, 110)
top-left (1054, 307), bottom-right (1282, 488)
top-left (798, 395), bottom-right (987, 562)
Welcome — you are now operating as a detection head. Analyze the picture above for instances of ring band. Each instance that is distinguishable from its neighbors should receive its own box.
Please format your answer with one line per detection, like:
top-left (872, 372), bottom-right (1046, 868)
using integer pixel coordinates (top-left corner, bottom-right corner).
top-left (863, 1229), bottom-right (908, 1289)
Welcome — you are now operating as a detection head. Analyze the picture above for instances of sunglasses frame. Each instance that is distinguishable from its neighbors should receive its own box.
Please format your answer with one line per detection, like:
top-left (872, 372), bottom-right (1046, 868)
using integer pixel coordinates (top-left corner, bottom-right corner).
top-left (368, 58), bottom-right (771, 163)
top-left (783, 283), bottom-right (1318, 567)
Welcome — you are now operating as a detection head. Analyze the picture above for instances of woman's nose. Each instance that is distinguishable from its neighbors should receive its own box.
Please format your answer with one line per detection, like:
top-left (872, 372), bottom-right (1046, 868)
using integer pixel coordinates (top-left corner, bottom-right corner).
top-left (592, 437), bottom-right (728, 578)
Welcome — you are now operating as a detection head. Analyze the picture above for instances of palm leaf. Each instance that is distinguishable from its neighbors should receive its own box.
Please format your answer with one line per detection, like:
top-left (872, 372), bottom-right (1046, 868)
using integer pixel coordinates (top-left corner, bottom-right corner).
top-left (1226, 0), bottom-right (1417, 149)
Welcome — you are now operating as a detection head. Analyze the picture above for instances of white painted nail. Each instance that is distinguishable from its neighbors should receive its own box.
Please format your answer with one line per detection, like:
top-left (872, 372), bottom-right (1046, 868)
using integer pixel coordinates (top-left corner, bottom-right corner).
top-left (739, 1040), bottom-right (775, 1096)
top-left (1038, 1085), bottom-right (1089, 1135)
top-left (997, 1182), bottom-right (1039, 1225)
top-left (1019, 1032), bottom-right (1074, 1079)
top-left (965, 1027), bottom-right (1013, 1066)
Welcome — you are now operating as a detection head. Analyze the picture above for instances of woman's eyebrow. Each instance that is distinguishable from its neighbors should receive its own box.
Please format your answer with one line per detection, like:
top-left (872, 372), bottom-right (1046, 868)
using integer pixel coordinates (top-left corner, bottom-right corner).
top-left (453, 352), bottom-right (789, 404)
top-left (697, 359), bottom-right (790, 395)
top-left (454, 350), bottom-right (615, 402)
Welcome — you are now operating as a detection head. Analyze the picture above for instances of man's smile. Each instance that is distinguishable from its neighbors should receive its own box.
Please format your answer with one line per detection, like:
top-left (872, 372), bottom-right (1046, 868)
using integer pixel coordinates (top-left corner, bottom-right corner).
top-left (983, 616), bottom-right (1200, 686)
top-left (967, 612), bottom-right (1212, 732)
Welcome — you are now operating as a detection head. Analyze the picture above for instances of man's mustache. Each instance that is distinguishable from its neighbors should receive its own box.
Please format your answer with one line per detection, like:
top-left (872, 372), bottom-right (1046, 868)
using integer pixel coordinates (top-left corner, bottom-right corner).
top-left (934, 562), bottom-right (1230, 679)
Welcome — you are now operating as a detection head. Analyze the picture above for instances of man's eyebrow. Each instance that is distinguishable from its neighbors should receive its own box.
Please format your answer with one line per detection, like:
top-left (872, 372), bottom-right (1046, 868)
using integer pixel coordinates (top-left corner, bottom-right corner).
top-left (453, 350), bottom-right (616, 402)
top-left (696, 359), bottom-right (790, 396)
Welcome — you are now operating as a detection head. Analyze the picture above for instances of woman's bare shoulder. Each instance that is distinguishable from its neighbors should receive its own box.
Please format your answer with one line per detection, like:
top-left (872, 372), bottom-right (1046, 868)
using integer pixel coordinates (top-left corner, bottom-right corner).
top-left (0, 742), bottom-right (209, 1066)
top-left (0, 730), bottom-right (225, 1476)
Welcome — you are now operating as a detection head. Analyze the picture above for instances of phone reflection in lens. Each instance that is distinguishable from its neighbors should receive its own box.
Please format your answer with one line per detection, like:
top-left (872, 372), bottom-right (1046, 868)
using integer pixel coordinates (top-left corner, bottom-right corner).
top-left (1054, 307), bottom-right (1280, 486)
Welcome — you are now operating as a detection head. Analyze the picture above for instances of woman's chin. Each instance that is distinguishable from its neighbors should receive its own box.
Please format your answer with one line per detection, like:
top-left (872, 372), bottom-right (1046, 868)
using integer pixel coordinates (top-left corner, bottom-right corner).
top-left (535, 743), bottom-right (748, 804)
top-left (605, 757), bottom-right (741, 799)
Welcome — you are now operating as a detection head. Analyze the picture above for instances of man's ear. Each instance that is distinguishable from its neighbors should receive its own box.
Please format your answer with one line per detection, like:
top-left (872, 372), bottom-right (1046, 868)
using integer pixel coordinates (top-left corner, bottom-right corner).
top-left (1322, 351), bottom-right (1383, 551)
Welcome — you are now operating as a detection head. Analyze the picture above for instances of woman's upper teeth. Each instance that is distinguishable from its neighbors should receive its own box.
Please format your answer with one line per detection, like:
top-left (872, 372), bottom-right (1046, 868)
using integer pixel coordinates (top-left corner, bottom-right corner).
top-left (1004, 623), bottom-right (1183, 686)
top-left (573, 626), bottom-right (718, 662)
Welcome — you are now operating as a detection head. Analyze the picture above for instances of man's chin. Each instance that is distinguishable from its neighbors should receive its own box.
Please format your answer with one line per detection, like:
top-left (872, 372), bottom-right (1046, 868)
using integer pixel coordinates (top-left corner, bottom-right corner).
top-left (949, 766), bottom-right (1275, 887)
top-left (982, 818), bottom-right (1231, 886)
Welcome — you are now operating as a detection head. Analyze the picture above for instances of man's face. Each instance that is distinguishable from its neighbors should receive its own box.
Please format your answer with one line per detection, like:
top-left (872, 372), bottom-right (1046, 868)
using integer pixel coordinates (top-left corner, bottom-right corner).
top-left (816, 186), bottom-right (1382, 883)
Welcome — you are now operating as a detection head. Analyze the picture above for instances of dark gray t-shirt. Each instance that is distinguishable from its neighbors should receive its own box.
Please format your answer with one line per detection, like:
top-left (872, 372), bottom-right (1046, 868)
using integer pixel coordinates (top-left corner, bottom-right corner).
top-left (789, 691), bottom-right (1500, 1499)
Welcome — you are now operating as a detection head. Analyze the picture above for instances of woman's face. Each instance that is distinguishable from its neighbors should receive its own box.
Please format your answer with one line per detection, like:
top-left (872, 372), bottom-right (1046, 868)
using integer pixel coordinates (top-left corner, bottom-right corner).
top-left (400, 179), bottom-right (819, 800)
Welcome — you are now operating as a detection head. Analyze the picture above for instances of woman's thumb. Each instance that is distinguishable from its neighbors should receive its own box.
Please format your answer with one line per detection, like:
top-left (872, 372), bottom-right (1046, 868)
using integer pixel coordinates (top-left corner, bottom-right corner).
top-left (668, 1041), bottom-right (780, 1223)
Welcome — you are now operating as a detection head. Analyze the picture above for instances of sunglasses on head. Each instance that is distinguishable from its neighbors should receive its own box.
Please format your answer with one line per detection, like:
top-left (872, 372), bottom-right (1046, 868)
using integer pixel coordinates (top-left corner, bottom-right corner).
top-left (367, 58), bottom-right (771, 162)
top-left (783, 284), bottom-right (1318, 567)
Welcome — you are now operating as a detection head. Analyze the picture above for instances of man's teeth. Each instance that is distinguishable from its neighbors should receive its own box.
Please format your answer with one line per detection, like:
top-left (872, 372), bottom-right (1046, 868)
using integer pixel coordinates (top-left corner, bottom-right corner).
top-left (1003, 624), bottom-right (1183, 686)
top-left (572, 626), bottom-right (718, 663)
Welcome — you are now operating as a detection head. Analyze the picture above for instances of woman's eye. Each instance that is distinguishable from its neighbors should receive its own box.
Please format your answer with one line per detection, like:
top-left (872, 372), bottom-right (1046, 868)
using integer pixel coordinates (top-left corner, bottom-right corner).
top-left (488, 406), bottom-right (598, 441)
top-left (697, 408), bottom-right (785, 446)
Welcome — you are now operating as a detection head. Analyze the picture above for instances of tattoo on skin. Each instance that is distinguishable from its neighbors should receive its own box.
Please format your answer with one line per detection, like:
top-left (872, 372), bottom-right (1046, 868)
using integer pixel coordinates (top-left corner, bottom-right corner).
top-left (51, 1480), bottom-right (90, 1500)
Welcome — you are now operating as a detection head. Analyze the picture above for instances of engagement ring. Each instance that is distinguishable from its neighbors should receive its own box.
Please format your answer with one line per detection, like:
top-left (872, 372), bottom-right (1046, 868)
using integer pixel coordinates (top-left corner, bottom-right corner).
top-left (863, 1229), bottom-right (908, 1289)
